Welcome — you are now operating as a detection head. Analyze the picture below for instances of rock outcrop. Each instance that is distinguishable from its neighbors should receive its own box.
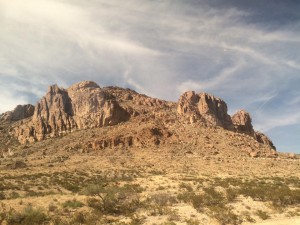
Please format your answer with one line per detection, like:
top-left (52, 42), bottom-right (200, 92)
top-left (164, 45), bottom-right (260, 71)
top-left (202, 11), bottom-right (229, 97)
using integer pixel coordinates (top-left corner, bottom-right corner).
top-left (177, 91), bottom-right (276, 150)
top-left (1, 104), bottom-right (34, 121)
top-left (12, 81), bottom-right (130, 143)
top-left (231, 110), bottom-right (254, 135)
top-left (87, 125), bottom-right (174, 150)
top-left (177, 91), bottom-right (233, 129)
top-left (255, 132), bottom-right (276, 150)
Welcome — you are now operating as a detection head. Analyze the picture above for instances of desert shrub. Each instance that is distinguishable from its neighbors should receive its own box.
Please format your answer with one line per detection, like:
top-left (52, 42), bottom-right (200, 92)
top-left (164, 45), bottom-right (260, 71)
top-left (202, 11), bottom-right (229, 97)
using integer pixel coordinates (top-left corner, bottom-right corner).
top-left (211, 177), bottom-right (300, 209)
top-left (238, 181), bottom-right (300, 208)
top-left (62, 199), bottom-right (84, 208)
top-left (129, 215), bottom-right (146, 225)
top-left (185, 219), bottom-right (200, 225)
top-left (70, 212), bottom-right (86, 224)
top-left (213, 177), bottom-right (244, 188)
top-left (177, 191), bottom-right (195, 203)
top-left (6, 206), bottom-right (48, 225)
top-left (61, 181), bottom-right (80, 193)
top-left (156, 185), bottom-right (166, 190)
top-left (255, 210), bottom-right (270, 220)
top-left (181, 187), bottom-right (227, 210)
top-left (179, 182), bottom-right (193, 192)
top-left (226, 188), bottom-right (239, 202)
top-left (201, 187), bottom-right (226, 207)
top-left (190, 194), bottom-right (204, 209)
top-left (0, 191), bottom-right (5, 200)
top-left (167, 209), bottom-right (181, 221)
top-left (146, 193), bottom-right (177, 216)
top-left (82, 184), bottom-right (105, 196)
top-left (241, 212), bottom-right (256, 223)
top-left (177, 188), bottom-right (240, 224)
top-left (84, 184), bottom-right (142, 215)
top-left (209, 206), bottom-right (241, 225)
top-left (161, 222), bottom-right (177, 225)
top-left (9, 191), bottom-right (20, 199)
top-left (150, 193), bottom-right (177, 207)
top-left (48, 203), bottom-right (58, 212)
top-left (87, 197), bottom-right (102, 210)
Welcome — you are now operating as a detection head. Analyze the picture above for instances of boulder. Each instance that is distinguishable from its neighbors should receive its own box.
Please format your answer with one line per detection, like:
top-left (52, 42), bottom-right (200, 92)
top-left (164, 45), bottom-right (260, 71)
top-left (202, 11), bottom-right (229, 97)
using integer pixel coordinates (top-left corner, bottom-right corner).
top-left (231, 110), bottom-right (254, 135)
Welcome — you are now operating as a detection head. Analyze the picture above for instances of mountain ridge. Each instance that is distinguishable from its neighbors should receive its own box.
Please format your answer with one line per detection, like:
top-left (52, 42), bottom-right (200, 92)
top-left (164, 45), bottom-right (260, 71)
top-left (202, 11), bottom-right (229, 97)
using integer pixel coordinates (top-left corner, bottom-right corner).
top-left (1, 80), bottom-right (276, 158)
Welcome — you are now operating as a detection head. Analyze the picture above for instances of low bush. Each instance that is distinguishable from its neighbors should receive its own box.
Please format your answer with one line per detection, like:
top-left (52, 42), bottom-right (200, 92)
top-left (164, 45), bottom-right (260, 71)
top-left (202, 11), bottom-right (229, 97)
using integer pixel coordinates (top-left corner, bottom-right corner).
top-left (62, 199), bottom-right (84, 208)
top-left (6, 206), bottom-right (48, 225)
top-left (255, 210), bottom-right (270, 220)
top-left (84, 184), bottom-right (142, 215)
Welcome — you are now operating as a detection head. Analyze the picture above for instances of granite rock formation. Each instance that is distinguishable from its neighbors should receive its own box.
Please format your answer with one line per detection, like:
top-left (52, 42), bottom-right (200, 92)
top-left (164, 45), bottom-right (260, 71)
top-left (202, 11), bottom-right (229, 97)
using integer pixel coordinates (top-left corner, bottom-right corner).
top-left (2, 81), bottom-right (277, 154)
top-left (177, 91), bottom-right (275, 150)
top-left (231, 110), bottom-right (254, 135)
top-left (177, 91), bottom-right (233, 129)
top-left (12, 81), bottom-right (130, 143)
top-left (1, 104), bottom-right (34, 121)
top-left (255, 132), bottom-right (276, 150)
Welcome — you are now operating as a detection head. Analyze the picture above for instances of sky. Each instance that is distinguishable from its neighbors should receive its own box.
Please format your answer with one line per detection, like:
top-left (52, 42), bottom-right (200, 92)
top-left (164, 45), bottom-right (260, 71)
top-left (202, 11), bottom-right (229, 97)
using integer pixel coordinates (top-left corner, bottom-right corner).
top-left (0, 0), bottom-right (300, 152)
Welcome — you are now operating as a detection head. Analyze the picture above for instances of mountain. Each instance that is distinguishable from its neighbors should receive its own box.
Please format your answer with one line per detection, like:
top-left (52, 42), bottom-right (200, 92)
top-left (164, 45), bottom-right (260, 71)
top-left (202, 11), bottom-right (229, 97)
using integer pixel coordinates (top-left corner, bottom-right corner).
top-left (1, 81), bottom-right (300, 225)
top-left (1, 80), bottom-right (276, 158)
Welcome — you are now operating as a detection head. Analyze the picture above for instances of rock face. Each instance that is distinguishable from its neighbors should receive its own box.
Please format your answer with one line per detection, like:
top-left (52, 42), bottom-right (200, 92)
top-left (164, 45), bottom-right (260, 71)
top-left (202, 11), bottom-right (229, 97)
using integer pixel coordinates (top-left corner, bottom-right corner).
top-left (1, 104), bottom-right (34, 121)
top-left (255, 132), bottom-right (276, 150)
top-left (177, 91), bottom-right (233, 129)
top-left (13, 81), bottom-right (130, 143)
top-left (231, 110), bottom-right (254, 135)
top-left (67, 81), bottom-right (129, 128)
top-left (88, 125), bottom-right (174, 150)
top-left (177, 91), bottom-right (276, 150)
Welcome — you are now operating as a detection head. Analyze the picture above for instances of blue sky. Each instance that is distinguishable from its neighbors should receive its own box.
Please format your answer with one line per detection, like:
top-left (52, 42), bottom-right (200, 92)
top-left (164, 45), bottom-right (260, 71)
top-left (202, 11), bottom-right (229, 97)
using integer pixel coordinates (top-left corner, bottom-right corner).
top-left (0, 0), bottom-right (300, 152)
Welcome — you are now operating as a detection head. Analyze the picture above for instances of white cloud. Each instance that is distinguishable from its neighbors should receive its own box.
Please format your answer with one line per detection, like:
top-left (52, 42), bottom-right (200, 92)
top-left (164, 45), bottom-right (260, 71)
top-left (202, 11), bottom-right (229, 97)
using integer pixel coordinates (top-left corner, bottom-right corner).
top-left (255, 113), bottom-right (300, 133)
top-left (0, 88), bottom-right (29, 113)
top-left (177, 61), bottom-right (244, 93)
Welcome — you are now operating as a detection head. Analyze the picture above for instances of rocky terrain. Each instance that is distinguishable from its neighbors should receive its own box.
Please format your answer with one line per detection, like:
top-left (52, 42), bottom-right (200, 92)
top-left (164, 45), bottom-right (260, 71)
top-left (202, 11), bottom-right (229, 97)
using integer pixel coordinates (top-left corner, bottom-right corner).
top-left (0, 81), bottom-right (299, 225)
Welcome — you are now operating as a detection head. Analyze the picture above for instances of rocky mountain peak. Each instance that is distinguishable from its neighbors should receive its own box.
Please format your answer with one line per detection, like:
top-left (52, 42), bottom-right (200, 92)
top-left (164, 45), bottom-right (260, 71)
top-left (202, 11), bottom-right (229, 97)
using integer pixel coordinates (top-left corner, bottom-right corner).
top-left (177, 91), bottom-right (233, 129)
top-left (231, 110), bottom-right (254, 135)
top-left (0, 104), bottom-right (35, 121)
top-left (177, 91), bottom-right (275, 150)
top-left (12, 81), bottom-right (130, 143)
top-left (68, 80), bottom-right (100, 92)
top-left (47, 84), bottom-right (64, 94)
